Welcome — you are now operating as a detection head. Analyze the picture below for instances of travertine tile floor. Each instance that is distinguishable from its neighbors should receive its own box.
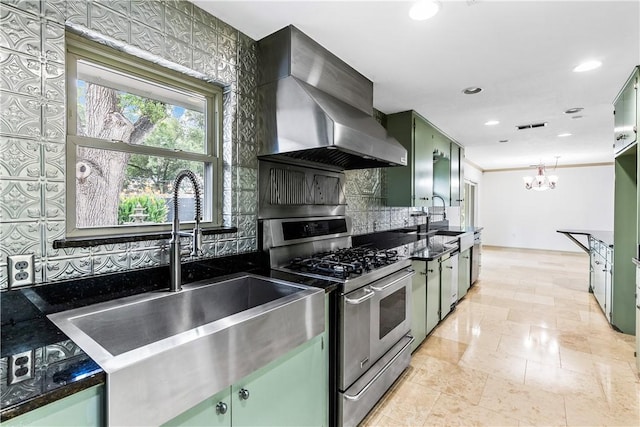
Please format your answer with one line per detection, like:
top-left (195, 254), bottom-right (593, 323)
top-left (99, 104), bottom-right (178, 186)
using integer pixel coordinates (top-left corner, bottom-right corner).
top-left (361, 246), bottom-right (640, 426)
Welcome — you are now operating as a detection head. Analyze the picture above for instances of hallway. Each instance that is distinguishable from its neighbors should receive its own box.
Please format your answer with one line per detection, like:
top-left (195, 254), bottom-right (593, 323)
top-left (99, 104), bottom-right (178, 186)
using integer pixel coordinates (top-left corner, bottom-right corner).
top-left (361, 247), bottom-right (639, 426)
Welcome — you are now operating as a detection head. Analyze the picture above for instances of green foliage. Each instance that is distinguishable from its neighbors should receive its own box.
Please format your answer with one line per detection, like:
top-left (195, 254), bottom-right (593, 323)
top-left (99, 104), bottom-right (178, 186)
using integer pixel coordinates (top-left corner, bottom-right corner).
top-left (118, 194), bottom-right (168, 225)
top-left (118, 93), bottom-right (167, 124)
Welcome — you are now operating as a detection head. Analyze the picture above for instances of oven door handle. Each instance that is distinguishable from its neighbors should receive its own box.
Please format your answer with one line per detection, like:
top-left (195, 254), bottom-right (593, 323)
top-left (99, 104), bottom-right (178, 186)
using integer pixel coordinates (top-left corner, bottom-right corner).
top-left (343, 336), bottom-right (415, 402)
top-left (370, 269), bottom-right (415, 292)
top-left (344, 288), bottom-right (375, 305)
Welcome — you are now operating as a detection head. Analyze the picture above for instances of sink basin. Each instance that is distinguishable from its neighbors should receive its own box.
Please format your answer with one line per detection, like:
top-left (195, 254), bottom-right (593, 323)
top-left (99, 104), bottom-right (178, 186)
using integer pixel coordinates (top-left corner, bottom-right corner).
top-left (48, 273), bottom-right (324, 426)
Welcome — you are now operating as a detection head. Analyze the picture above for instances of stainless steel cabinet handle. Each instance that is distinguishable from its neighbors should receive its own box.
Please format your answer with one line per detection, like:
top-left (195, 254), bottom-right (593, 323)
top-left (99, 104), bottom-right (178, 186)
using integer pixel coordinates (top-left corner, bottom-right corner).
top-left (616, 133), bottom-right (628, 141)
top-left (420, 271), bottom-right (427, 276)
top-left (345, 288), bottom-right (375, 304)
top-left (216, 402), bottom-right (228, 415)
top-left (445, 266), bottom-right (453, 269)
top-left (238, 388), bottom-right (250, 400)
top-left (427, 269), bottom-right (434, 273)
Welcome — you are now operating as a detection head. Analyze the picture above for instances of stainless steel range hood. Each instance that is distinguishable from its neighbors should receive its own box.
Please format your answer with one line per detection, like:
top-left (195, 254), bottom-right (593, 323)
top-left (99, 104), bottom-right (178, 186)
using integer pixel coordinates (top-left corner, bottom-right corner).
top-left (257, 26), bottom-right (407, 170)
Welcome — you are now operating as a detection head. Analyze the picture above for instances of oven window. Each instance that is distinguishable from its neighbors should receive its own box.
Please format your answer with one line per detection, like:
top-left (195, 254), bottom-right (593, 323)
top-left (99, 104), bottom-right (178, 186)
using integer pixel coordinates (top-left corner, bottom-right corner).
top-left (379, 288), bottom-right (406, 339)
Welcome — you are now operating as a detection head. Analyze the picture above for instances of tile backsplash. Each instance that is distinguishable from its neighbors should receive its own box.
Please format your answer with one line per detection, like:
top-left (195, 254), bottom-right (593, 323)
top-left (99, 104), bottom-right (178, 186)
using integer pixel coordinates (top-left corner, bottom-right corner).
top-left (0, 0), bottom-right (419, 290)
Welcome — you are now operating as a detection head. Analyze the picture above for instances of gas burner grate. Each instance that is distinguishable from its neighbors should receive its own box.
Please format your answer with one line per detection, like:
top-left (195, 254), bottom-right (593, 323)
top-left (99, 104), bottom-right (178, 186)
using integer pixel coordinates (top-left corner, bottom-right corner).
top-left (286, 247), bottom-right (399, 279)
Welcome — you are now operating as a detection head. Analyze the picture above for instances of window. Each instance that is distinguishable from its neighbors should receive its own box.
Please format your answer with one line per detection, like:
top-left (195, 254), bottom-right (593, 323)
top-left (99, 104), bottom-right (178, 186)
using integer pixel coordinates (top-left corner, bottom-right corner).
top-left (66, 34), bottom-right (222, 237)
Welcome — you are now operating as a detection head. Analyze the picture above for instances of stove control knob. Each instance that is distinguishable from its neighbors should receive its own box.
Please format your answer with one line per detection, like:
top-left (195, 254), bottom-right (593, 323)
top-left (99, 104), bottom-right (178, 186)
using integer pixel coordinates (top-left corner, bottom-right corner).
top-left (238, 388), bottom-right (250, 400)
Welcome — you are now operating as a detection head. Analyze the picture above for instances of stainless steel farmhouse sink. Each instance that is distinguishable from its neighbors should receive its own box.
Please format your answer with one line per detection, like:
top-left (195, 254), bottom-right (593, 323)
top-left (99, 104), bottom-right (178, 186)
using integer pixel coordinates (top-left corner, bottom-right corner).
top-left (48, 273), bottom-right (325, 426)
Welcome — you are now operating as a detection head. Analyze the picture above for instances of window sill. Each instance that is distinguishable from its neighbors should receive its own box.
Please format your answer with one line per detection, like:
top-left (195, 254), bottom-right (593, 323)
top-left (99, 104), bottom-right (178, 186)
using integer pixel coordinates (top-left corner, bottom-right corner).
top-left (52, 227), bottom-right (238, 249)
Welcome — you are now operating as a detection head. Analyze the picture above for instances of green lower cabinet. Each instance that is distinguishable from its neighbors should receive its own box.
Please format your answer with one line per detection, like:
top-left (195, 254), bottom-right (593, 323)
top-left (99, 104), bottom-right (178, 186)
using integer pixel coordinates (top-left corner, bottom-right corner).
top-left (426, 260), bottom-right (440, 335)
top-left (410, 260), bottom-right (427, 352)
top-left (2, 385), bottom-right (103, 427)
top-left (162, 388), bottom-right (231, 427)
top-left (232, 333), bottom-right (326, 427)
top-left (458, 249), bottom-right (471, 300)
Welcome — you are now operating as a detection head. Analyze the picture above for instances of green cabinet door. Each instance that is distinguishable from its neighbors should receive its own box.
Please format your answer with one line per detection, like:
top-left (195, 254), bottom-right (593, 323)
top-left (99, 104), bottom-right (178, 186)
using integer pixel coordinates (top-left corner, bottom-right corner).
top-left (440, 256), bottom-right (453, 320)
top-left (413, 116), bottom-right (434, 207)
top-left (425, 260), bottom-right (440, 335)
top-left (614, 68), bottom-right (638, 154)
top-left (410, 260), bottom-right (427, 352)
top-left (2, 385), bottom-right (103, 427)
top-left (162, 388), bottom-right (231, 427)
top-left (458, 248), bottom-right (471, 300)
top-left (231, 333), bottom-right (326, 427)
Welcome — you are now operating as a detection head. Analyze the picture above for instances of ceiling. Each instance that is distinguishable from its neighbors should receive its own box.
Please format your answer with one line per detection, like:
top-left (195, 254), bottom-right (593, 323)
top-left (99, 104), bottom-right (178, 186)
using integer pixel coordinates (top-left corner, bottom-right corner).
top-left (192, 0), bottom-right (640, 170)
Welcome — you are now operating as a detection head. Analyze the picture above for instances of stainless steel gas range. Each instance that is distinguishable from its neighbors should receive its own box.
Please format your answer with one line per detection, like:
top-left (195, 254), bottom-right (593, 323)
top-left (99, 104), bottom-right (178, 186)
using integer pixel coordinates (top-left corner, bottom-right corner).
top-left (262, 215), bottom-right (415, 427)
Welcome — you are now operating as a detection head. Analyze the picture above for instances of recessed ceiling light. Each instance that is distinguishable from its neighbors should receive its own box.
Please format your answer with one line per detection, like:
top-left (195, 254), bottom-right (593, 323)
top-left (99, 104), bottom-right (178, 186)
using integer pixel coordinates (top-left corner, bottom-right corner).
top-left (558, 133), bottom-right (572, 137)
top-left (409, 1), bottom-right (441, 21)
top-left (564, 107), bottom-right (584, 114)
top-left (463, 87), bottom-right (482, 95)
top-left (499, 139), bottom-right (509, 143)
top-left (485, 120), bottom-right (500, 126)
top-left (573, 60), bottom-right (602, 72)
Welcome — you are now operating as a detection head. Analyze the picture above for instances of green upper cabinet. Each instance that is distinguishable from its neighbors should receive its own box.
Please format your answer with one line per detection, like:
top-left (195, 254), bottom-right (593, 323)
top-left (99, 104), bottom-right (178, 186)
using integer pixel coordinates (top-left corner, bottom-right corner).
top-left (386, 111), bottom-right (434, 207)
top-left (386, 110), bottom-right (463, 208)
top-left (614, 67), bottom-right (638, 155)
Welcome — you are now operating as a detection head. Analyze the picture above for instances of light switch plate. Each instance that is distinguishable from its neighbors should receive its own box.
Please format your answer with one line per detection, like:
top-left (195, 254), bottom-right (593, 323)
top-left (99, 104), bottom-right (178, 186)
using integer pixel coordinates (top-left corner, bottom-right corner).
top-left (7, 254), bottom-right (35, 288)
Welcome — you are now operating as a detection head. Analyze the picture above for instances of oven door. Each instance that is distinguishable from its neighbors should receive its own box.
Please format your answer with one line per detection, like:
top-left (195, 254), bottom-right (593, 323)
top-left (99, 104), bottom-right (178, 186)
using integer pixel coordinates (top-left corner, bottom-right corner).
top-left (369, 268), bottom-right (414, 364)
top-left (340, 267), bottom-right (414, 390)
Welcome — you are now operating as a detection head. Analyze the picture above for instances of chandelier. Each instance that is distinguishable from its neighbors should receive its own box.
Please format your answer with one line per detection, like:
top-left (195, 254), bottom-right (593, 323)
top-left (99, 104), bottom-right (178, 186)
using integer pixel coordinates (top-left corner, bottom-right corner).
top-left (523, 159), bottom-right (559, 191)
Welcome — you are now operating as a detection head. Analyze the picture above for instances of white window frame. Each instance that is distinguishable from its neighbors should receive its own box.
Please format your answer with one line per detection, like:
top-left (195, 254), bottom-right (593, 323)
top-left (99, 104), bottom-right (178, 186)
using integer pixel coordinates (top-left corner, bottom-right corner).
top-left (65, 33), bottom-right (223, 237)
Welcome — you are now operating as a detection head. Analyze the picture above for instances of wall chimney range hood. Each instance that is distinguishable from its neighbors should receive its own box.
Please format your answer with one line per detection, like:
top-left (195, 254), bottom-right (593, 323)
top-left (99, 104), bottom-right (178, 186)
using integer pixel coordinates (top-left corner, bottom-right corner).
top-left (257, 26), bottom-right (407, 170)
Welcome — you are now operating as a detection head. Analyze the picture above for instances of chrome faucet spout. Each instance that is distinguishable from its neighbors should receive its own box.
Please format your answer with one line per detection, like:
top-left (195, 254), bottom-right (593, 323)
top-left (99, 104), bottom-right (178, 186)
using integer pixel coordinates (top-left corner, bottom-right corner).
top-left (169, 170), bottom-right (202, 292)
top-left (431, 195), bottom-right (447, 221)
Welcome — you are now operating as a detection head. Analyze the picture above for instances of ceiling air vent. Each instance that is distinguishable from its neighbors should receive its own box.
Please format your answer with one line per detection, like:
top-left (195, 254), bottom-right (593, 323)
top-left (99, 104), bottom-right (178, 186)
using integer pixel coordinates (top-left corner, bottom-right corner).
top-left (516, 122), bottom-right (548, 130)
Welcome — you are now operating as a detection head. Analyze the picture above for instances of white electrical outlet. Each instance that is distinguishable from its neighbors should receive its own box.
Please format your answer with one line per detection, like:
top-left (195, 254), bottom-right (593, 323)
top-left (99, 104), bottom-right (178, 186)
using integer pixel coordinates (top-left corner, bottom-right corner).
top-left (7, 254), bottom-right (34, 288)
top-left (8, 350), bottom-right (34, 385)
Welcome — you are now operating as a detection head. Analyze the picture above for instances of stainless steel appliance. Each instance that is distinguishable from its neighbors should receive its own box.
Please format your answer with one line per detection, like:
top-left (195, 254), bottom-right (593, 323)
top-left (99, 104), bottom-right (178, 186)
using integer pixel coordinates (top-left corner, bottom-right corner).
top-left (262, 216), bottom-right (414, 427)
top-left (257, 26), bottom-right (408, 170)
top-left (471, 231), bottom-right (481, 284)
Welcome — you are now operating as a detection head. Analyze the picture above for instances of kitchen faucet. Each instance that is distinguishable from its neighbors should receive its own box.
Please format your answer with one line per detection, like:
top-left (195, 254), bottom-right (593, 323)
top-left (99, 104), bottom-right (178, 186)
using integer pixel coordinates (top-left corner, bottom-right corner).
top-left (431, 194), bottom-right (447, 220)
top-left (169, 170), bottom-right (202, 292)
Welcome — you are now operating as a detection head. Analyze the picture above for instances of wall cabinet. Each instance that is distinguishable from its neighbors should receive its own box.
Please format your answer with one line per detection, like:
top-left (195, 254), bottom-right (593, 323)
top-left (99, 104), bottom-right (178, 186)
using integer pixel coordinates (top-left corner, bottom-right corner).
top-left (386, 111), bottom-right (435, 207)
top-left (2, 385), bottom-right (103, 427)
top-left (457, 248), bottom-right (471, 300)
top-left (614, 68), bottom-right (638, 154)
top-left (386, 111), bottom-right (464, 209)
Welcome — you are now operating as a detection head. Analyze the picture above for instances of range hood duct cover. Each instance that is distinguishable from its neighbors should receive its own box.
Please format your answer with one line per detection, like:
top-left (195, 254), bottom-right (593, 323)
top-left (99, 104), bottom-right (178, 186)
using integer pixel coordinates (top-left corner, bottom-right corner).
top-left (257, 26), bottom-right (407, 170)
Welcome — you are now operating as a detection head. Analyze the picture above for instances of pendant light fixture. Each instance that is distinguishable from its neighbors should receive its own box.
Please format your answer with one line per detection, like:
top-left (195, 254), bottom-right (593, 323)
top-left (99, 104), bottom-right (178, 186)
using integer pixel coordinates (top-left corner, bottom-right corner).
top-left (523, 157), bottom-right (559, 191)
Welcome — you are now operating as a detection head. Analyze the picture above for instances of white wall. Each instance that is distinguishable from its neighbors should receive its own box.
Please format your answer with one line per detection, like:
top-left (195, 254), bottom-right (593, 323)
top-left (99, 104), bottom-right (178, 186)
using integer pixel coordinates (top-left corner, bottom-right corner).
top-left (479, 165), bottom-right (614, 252)
top-left (464, 161), bottom-right (483, 226)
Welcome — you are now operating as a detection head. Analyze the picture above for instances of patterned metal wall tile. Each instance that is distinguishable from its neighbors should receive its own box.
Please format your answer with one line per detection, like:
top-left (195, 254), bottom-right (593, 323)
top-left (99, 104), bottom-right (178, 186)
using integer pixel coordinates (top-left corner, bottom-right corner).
top-left (0, 180), bottom-right (41, 220)
top-left (0, 138), bottom-right (40, 179)
top-left (0, 6), bottom-right (41, 57)
top-left (43, 141), bottom-right (65, 181)
top-left (237, 167), bottom-right (256, 191)
top-left (92, 252), bottom-right (129, 274)
top-left (217, 35), bottom-right (236, 66)
top-left (44, 220), bottom-right (80, 258)
top-left (42, 100), bottom-right (64, 142)
top-left (44, 256), bottom-right (92, 282)
top-left (129, 248), bottom-right (162, 269)
top-left (237, 190), bottom-right (256, 214)
top-left (43, 60), bottom-right (65, 103)
top-left (164, 35), bottom-right (191, 68)
top-left (238, 32), bottom-right (257, 72)
top-left (236, 214), bottom-right (256, 238)
top-left (90, 3), bottom-right (130, 44)
top-left (0, 221), bottom-right (42, 258)
top-left (0, 49), bottom-right (41, 96)
top-left (1, 0), bottom-right (41, 16)
top-left (237, 142), bottom-right (257, 168)
top-left (42, 181), bottom-right (64, 221)
top-left (237, 237), bottom-right (256, 254)
top-left (130, 22), bottom-right (164, 56)
top-left (43, 0), bottom-right (65, 22)
top-left (131, 0), bottom-right (164, 32)
top-left (192, 48), bottom-right (217, 78)
top-left (217, 60), bottom-right (236, 87)
top-left (66, 0), bottom-right (88, 26)
top-left (0, 91), bottom-right (42, 138)
top-left (192, 19), bottom-right (216, 53)
top-left (43, 21), bottom-right (64, 64)
top-left (0, 267), bottom-right (8, 290)
top-left (237, 95), bottom-right (256, 143)
top-left (192, 4), bottom-right (215, 28)
top-left (215, 239), bottom-right (236, 257)
top-left (237, 67), bottom-right (257, 97)
top-left (216, 18), bottom-right (236, 41)
top-left (165, 0), bottom-right (192, 17)
top-left (164, 5), bottom-right (191, 44)
top-left (96, 0), bottom-right (130, 17)
top-left (90, 242), bottom-right (128, 254)
top-left (222, 189), bottom-right (232, 215)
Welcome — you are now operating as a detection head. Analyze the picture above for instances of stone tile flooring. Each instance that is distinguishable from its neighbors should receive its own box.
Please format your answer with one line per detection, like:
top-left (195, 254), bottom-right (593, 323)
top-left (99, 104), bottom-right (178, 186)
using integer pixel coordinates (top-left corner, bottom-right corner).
top-left (360, 246), bottom-right (639, 426)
